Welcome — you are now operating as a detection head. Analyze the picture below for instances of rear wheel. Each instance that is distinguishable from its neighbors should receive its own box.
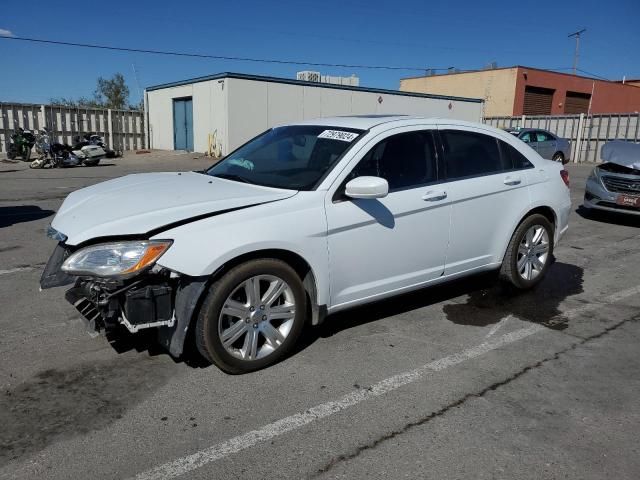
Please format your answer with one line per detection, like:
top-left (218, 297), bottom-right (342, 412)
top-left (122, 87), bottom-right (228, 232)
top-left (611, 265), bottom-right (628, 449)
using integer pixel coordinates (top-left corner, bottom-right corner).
top-left (196, 259), bottom-right (307, 374)
top-left (552, 152), bottom-right (565, 164)
top-left (500, 214), bottom-right (554, 290)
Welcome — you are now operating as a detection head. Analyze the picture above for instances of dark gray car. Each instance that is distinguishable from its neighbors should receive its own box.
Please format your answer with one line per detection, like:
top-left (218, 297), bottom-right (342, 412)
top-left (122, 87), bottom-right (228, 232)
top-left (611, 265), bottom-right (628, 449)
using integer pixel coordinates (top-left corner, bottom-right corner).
top-left (506, 128), bottom-right (571, 164)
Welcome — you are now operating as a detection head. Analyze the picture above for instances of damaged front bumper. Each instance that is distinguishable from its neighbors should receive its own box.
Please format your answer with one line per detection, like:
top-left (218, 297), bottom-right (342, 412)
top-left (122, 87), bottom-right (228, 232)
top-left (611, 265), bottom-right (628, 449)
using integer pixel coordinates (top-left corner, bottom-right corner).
top-left (40, 243), bottom-right (208, 357)
top-left (584, 164), bottom-right (640, 216)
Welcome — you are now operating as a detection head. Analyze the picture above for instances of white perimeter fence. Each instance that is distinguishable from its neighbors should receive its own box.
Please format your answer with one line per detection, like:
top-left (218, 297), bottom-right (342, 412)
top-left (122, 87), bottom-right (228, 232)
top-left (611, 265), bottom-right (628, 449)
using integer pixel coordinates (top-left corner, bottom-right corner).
top-left (0, 102), bottom-right (145, 154)
top-left (485, 113), bottom-right (640, 163)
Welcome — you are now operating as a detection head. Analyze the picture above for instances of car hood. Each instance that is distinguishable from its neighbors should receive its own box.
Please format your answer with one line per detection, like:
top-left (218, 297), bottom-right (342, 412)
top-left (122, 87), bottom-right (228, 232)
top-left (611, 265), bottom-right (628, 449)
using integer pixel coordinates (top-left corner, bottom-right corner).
top-left (601, 141), bottom-right (640, 170)
top-left (52, 172), bottom-right (297, 245)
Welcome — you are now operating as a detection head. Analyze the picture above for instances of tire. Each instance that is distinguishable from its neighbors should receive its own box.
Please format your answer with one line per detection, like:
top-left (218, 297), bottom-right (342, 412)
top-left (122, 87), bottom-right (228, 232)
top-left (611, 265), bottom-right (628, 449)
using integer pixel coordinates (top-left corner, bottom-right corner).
top-left (22, 146), bottom-right (31, 162)
top-left (83, 158), bottom-right (100, 167)
top-left (552, 152), bottom-right (565, 164)
top-left (196, 259), bottom-right (307, 374)
top-left (7, 146), bottom-right (17, 160)
top-left (500, 214), bottom-right (554, 290)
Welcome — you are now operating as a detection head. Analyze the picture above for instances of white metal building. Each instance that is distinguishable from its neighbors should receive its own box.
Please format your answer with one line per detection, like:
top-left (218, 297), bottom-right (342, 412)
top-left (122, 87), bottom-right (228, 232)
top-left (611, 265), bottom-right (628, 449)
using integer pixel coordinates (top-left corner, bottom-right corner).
top-left (145, 72), bottom-right (483, 155)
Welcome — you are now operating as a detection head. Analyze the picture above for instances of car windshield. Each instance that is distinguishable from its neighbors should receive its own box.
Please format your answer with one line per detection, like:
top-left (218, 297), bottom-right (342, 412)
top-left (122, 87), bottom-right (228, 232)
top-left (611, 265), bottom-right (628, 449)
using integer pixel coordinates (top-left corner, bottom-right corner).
top-left (207, 125), bottom-right (364, 190)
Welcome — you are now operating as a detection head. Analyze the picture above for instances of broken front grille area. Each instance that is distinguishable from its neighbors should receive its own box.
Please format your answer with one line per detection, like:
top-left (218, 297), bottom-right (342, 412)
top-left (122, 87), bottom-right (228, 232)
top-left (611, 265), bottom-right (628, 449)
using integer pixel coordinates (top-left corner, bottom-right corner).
top-left (601, 175), bottom-right (640, 194)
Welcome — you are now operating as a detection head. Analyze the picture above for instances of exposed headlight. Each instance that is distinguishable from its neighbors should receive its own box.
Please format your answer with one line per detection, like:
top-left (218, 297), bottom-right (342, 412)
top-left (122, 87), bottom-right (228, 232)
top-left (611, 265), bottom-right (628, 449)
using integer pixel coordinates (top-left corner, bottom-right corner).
top-left (61, 240), bottom-right (172, 278)
top-left (587, 167), bottom-right (605, 187)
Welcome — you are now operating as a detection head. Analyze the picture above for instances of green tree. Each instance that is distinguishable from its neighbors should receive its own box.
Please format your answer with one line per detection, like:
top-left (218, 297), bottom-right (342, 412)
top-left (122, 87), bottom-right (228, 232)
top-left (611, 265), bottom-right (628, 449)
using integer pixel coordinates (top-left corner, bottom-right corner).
top-left (50, 73), bottom-right (131, 110)
top-left (94, 73), bottom-right (130, 110)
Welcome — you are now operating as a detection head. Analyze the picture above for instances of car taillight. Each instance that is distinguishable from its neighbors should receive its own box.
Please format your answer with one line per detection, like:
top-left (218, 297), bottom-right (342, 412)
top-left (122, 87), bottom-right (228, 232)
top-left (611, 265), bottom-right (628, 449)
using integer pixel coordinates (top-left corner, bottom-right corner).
top-left (560, 169), bottom-right (570, 187)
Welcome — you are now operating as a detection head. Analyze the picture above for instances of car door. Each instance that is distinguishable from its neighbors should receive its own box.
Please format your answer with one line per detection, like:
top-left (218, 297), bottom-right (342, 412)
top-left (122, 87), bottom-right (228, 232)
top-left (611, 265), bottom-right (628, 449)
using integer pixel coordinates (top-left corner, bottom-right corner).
top-left (325, 128), bottom-right (451, 308)
top-left (437, 126), bottom-right (532, 275)
top-left (534, 131), bottom-right (557, 159)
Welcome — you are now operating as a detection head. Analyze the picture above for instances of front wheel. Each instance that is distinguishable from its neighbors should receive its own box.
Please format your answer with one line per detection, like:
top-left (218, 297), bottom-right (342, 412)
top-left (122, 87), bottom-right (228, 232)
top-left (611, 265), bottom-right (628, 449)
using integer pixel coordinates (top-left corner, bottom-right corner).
top-left (500, 214), bottom-right (554, 289)
top-left (196, 259), bottom-right (307, 374)
top-left (7, 146), bottom-right (17, 160)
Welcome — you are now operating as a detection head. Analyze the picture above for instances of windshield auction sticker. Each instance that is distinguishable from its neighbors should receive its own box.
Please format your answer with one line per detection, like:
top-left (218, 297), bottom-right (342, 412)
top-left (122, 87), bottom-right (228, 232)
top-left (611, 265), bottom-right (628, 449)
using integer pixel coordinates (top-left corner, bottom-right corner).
top-left (318, 130), bottom-right (359, 142)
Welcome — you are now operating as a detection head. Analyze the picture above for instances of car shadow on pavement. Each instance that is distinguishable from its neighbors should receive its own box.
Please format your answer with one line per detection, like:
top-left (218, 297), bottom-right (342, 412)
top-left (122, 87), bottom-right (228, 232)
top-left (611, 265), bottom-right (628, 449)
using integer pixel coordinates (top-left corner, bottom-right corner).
top-left (441, 262), bottom-right (583, 330)
top-left (576, 206), bottom-right (640, 228)
top-left (300, 261), bottom-right (584, 354)
top-left (104, 261), bottom-right (584, 370)
top-left (0, 205), bottom-right (55, 228)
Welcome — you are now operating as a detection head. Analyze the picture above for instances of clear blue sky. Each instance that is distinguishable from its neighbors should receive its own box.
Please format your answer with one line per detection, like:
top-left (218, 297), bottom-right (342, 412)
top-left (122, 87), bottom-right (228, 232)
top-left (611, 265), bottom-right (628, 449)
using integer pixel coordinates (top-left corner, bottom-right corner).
top-left (1, 0), bottom-right (638, 105)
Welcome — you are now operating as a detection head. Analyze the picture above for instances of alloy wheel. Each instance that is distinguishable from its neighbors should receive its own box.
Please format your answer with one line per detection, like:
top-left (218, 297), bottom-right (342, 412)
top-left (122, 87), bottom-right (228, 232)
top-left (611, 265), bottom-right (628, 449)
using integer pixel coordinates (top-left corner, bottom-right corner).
top-left (218, 275), bottom-right (296, 361)
top-left (517, 225), bottom-right (550, 281)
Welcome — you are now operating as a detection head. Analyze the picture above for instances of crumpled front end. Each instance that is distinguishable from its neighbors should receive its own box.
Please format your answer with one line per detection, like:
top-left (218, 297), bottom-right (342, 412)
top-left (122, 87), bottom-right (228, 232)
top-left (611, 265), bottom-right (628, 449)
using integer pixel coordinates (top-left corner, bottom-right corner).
top-left (584, 162), bottom-right (640, 216)
top-left (40, 240), bottom-right (208, 357)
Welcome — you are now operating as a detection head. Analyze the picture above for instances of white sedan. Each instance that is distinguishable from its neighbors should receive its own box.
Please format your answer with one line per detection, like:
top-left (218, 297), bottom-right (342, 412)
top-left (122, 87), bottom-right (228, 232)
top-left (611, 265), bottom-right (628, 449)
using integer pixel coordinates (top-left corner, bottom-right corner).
top-left (41, 116), bottom-right (571, 373)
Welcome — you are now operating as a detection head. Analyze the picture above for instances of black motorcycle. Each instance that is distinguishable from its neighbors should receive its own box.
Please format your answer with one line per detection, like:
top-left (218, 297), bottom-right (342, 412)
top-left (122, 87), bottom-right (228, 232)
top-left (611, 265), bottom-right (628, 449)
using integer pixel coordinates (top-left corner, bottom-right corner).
top-left (30, 129), bottom-right (80, 169)
top-left (7, 127), bottom-right (36, 161)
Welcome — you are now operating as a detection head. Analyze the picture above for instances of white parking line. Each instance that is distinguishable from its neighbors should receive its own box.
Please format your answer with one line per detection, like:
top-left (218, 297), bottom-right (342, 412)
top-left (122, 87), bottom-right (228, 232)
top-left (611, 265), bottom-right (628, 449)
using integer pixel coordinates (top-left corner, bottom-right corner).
top-left (485, 315), bottom-right (513, 339)
top-left (0, 267), bottom-right (32, 276)
top-left (131, 284), bottom-right (640, 480)
top-left (133, 325), bottom-right (542, 480)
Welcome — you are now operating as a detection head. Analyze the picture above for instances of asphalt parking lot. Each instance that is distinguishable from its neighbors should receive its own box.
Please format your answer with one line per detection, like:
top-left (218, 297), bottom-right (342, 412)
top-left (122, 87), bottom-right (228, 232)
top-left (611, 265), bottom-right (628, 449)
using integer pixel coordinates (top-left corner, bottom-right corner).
top-left (1, 153), bottom-right (639, 480)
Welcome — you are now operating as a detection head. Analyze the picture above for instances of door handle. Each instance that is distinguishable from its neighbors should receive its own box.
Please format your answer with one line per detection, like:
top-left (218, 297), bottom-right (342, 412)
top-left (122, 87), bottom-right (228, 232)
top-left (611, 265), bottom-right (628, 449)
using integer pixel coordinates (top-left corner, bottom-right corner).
top-left (503, 176), bottom-right (522, 186)
top-left (422, 190), bottom-right (447, 201)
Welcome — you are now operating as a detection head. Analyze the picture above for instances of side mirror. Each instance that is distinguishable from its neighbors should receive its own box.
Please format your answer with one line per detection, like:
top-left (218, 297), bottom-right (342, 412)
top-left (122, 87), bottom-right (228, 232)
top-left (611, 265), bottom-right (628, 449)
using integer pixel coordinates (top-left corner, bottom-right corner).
top-left (345, 176), bottom-right (389, 199)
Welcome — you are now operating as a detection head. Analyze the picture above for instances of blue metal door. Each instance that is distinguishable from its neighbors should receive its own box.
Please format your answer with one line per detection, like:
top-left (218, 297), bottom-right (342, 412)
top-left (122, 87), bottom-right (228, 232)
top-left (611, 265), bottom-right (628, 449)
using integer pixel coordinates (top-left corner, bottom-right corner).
top-left (173, 97), bottom-right (193, 151)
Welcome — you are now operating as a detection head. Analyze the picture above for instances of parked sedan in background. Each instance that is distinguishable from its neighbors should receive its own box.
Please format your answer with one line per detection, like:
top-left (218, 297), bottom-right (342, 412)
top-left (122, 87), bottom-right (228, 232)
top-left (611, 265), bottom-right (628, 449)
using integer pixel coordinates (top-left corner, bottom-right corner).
top-left (584, 140), bottom-right (640, 216)
top-left (506, 128), bottom-right (571, 164)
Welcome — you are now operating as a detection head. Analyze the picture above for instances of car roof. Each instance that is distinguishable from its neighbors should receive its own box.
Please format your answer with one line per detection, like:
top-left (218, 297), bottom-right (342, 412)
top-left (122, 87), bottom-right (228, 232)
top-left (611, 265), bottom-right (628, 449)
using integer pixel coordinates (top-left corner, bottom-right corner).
top-left (284, 115), bottom-right (488, 130)
top-left (505, 127), bottom-right (552, 134)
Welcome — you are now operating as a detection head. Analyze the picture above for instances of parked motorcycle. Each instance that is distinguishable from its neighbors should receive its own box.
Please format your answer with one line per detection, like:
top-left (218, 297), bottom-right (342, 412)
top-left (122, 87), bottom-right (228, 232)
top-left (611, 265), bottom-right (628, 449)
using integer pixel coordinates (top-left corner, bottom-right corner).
top-left (69, 135), bottom-right (105, 166)
top-left (29, 129), bottom-right (85, 169)
top-left (75, 133), bottom-right (122, 159)
top-left (7, 127), bottom-right (36, 161)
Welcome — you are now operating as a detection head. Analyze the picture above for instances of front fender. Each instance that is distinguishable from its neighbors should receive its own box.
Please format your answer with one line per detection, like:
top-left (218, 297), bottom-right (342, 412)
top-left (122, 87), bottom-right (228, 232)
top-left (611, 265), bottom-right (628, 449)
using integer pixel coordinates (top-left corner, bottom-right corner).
top-left (153, 193), bottom-right (330, 306)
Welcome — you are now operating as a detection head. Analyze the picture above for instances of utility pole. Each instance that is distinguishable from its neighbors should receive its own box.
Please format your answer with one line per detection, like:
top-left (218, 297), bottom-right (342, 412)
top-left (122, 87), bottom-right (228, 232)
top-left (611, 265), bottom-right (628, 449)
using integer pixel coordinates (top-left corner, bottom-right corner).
top-left (131, 63), bottom-right (142, 108)
top-left (568, 29), bottom-right (586, 75)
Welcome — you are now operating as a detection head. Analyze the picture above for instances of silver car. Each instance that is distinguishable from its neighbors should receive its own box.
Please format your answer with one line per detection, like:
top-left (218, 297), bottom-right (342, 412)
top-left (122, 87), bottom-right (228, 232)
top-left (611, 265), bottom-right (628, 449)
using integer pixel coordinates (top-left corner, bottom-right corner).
top-left (506, 128), bottom-right (571, 164)
top-left (584, 141), bottom-right (640, 216)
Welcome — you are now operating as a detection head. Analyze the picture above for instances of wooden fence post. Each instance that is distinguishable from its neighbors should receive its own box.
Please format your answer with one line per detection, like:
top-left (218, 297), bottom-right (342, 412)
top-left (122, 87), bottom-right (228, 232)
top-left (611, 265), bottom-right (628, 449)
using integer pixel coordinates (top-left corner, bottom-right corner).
top-left (573, 113), bottom-right (585, 163)
top-left (107, 109), bottom-right (114, 150)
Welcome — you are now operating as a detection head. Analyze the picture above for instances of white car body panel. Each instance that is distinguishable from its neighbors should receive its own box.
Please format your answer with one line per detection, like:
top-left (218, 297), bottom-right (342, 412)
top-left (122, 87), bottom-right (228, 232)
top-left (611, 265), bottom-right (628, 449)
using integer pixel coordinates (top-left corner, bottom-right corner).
top-left (49, 116), bottom-right (571, 316)
top-left (322, 123), bottom-right (449, 308)
top-left (154, 191), bottom-right (332, 305)
top-left (52, 172), bottom-right (296, 245)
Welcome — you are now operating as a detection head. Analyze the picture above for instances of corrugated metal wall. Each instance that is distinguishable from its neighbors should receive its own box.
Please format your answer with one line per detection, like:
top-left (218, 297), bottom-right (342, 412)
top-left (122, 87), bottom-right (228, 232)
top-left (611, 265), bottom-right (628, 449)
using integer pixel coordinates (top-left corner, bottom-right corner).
top-left (146, 76), bottom-right (484, 155)
top-left (484, 113), bottom-right (640, 163)
top-left (0, 102), bottom-right (145, 154)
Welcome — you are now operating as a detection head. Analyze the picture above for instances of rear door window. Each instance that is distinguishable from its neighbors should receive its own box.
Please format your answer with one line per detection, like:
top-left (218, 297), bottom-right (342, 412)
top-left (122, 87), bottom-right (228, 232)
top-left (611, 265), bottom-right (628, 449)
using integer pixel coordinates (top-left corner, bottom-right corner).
top-left (440, 130), bottom-right (509, 179)
top-left (499, 140), bottom-right (534, 169)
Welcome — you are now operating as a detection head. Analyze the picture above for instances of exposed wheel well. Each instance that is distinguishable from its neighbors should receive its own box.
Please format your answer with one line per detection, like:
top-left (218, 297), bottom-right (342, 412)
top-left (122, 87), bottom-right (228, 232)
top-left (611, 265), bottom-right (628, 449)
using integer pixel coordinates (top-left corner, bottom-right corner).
top-left (211, 249), bottom-right (322, 325)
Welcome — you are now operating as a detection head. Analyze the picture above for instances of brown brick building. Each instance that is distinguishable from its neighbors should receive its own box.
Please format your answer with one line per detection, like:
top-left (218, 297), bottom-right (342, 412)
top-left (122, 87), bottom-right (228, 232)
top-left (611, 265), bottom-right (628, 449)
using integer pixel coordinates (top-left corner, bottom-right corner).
top-left (400, 66), bottom-right (640, 117)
